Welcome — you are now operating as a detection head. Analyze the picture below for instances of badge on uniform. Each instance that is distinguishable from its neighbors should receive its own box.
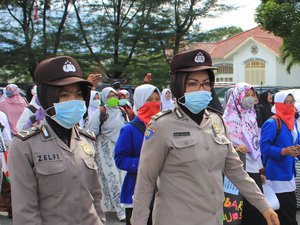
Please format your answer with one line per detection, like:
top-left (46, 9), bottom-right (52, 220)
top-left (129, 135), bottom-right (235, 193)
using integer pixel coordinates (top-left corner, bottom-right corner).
top-left (145, 126), bottom-right (156, 141)
top-left (212, 122), bottom-right (221, 136)
top-left (81, 143), bottom-right (94, 157)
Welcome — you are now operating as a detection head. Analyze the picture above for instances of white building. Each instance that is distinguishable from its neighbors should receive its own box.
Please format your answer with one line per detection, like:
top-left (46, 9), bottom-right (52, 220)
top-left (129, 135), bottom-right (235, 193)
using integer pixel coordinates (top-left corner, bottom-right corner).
top-left (184, 27), bottom-right (300, 86)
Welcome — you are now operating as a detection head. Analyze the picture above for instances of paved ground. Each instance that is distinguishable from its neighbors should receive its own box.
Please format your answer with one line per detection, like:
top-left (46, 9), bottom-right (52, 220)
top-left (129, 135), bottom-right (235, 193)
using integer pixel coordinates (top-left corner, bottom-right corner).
top-left (0, 212), bottom-right (124, 225)
top-left (0, 210), bottom-right (300, 224)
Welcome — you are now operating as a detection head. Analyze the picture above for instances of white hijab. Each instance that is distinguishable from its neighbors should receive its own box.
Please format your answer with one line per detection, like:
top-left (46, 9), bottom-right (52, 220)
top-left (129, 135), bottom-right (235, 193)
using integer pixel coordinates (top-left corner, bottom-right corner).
top-left (100, 87), bottom-right (126, 142)
top-left (133, 84), bottom-right (161, 114)
top-left (161, 88), bottom-right (175, 111)
top-left (88, 90), bottom-right (100, 120)
top-left (271, 91), bottom-right (295, 113)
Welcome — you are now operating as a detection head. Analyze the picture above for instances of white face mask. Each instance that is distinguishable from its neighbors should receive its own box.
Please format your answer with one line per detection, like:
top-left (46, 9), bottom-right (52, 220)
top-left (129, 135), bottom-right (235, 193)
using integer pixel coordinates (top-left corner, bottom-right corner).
top-left (90, 99), bottom-right (100, 108)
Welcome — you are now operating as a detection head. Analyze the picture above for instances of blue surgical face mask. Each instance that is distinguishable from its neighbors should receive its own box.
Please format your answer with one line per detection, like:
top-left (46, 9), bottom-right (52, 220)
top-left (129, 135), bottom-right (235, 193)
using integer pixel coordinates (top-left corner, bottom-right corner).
top-left (46, 100), bottom-right (86, 129)
top-left (178, 90), bottom-right (212, 114)
top-left (5, 90), bottom-right (13, 98)
top-left (119, 99), bottom-right (127, 106)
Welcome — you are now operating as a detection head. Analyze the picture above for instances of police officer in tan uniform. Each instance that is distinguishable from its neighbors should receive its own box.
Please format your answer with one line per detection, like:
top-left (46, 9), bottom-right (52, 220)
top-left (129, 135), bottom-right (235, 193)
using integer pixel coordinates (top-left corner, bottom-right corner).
top-left (8, 56), bottom-right (106, 225)
top-left (131, 49), bottom-right (280, 225)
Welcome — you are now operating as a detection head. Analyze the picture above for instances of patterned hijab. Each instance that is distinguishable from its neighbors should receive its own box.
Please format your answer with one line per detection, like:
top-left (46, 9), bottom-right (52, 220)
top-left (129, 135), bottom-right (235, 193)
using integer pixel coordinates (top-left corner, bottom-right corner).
top-left (223, 82), bottom-right (260, 161)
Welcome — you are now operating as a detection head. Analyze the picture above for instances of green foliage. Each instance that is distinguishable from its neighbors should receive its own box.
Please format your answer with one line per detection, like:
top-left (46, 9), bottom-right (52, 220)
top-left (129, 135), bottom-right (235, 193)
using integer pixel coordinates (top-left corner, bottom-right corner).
top-left (188, 26), bottom-right (243, 42)
top-left (255, 0), bottom-right (300, 71)
top-left (0, 0), bottom-right (239, 85)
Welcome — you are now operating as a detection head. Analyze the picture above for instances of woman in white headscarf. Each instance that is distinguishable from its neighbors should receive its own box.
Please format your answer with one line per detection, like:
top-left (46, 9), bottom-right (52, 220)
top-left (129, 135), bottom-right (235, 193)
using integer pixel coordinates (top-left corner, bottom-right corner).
top-left (87, 87), bottom-right (128, 221)
top-left (260, 91), bottom-right (300, 225)
top-left (160, 88), bottom-right (175, 111)
top-left (115, 84), bottom-right (161, 225)
top-left (88, 91), bottom-right (101, 119)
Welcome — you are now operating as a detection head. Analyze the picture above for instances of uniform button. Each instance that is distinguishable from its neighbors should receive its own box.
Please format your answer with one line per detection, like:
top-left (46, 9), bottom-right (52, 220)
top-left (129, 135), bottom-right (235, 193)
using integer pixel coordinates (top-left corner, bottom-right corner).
top-left (205, 146), bottom-right (209, 151)
top-left (208, 169), bottom-right (212, 173)
top-left (211, 191), bottom-right (215, 195)
top-left (212, 212), bottom-right (216, 216)
top-left (132, 164), bottom-right (136, 167)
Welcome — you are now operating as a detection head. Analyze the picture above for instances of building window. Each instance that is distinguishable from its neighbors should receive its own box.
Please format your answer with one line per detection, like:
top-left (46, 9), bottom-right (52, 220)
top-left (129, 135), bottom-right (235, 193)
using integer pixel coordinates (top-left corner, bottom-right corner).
top-left (215, 64), bottom-right (233, 74)
top-left (244, 60), bottom-right (265, 85)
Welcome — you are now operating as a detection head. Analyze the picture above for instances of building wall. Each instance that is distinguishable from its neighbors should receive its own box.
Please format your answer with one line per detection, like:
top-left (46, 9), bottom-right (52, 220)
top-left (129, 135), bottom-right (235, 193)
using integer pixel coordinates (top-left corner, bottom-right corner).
top-left (233, 41), bottom-right (278, 85)
top-left (276, 58), bottom-right (300, 86)
top-left (211, 39), bottom-right (300, 86)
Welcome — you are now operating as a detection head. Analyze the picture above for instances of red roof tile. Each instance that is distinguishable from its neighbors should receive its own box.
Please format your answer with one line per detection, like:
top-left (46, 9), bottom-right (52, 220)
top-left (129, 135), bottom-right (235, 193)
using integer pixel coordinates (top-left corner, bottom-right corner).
top-left (188, 27), bottom-right (283, 59)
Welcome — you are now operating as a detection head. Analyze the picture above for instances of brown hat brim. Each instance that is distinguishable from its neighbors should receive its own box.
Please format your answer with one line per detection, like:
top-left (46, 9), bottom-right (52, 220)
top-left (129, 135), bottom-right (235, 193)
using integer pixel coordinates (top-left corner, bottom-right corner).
top-left (44, 77), bottom-right (92, 87)
top-left (177, 66), bottom-right (218, 73)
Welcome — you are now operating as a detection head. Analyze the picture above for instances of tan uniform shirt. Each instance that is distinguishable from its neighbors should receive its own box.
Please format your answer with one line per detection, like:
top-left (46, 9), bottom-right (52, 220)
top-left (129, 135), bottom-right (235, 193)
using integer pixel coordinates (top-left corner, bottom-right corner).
top-left (131, 107), bottom-right (270, 225)
top-left (8, 121), bottom-right (106, 225)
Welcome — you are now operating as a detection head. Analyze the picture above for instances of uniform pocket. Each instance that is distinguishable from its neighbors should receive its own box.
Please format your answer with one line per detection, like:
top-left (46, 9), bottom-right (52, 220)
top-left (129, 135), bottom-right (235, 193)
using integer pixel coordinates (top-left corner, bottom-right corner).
top-left (82, 157), bottom-right (98, 170)
top-left (212, 134), bottom-right (231, 145)
top-left (171, 137), bottom-right (198, 163)
top-left (35, 161), bottom-right (66, 194)
top-left (210, 134), bottom-right (230, 168)
top-left (36, 161), bottom-right (65, 175)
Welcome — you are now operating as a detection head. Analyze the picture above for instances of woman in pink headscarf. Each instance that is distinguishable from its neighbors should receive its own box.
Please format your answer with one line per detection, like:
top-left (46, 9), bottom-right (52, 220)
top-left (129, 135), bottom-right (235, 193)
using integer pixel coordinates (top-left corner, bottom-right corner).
top-left (0, 84), bottom-right (28, 135)
top-left (223, 82), bottom-right (266, 225)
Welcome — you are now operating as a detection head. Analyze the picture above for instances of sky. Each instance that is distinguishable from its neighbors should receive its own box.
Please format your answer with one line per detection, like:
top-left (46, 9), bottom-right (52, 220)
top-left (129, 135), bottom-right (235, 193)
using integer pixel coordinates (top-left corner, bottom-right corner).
top-left (201, 0), bottom-right (261, 31)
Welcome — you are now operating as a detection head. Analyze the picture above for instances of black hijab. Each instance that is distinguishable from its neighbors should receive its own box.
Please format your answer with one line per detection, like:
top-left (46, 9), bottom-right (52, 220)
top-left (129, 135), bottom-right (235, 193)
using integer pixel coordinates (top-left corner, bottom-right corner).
top-left (170, 70), bottom-right (220, 125)
top-left (37, 82), bottom-right (91, 146)
top-left (259, 90), bottom-right (274, 123)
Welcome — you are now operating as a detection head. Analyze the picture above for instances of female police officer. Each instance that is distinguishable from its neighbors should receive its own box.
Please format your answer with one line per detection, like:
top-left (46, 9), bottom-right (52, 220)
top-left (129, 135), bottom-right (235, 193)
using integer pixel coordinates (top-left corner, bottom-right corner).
top-left (130, 49), bottom-right (279, 225)
top-left (8, 56), bottom-right (106, 225)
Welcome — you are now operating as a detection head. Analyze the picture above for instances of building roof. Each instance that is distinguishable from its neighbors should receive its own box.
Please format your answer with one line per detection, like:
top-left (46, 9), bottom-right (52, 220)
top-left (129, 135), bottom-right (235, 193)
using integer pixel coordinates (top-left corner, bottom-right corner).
top-left (189, 27), bottom-right (283, 59)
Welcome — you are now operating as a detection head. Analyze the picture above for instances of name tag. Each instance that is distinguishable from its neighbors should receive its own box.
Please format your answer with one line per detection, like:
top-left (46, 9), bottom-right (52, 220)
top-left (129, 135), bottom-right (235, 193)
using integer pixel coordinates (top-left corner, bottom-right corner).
top-left (173, 132), bottom-right (190, 137)
top-left (37, 153), bottom-right (61, 162)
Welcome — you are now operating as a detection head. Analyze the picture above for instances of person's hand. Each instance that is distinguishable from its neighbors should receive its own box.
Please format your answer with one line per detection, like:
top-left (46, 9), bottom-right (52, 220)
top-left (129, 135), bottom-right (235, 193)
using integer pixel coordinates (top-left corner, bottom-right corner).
top-left (87, 73), bottom-right (103, 82)
top-left (262, 208), bottom-right (280, 225)
top-left (260, 174), bottom-right (266, 184)
top-left (144, 73), bottom-right (152, 83)
top-left (281, 145), bottom-right (300, 157)
top-left (235, 144), bottom-right (248, 154)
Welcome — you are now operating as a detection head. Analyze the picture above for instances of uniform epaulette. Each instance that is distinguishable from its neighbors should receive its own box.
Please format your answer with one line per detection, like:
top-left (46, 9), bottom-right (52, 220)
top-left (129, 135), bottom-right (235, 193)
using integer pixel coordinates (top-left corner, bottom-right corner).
top-left (207, 107), bottom-right (223, 117)
top-left (151, 109), bottom-right (172, 121)
top-left (77, 127), bottom-right (96, 141)
top-left (16, 127), bottom-right (42, 141)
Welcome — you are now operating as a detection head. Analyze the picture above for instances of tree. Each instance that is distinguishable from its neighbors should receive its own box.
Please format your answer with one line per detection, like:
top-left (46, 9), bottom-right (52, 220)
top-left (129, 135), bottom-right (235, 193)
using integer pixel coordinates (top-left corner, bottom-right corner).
top-left (157, 0), bottom-right (236, 59)
top-left (188, 26), bottom-right (243, 42)
top-left (255, 0), bottom-right (300, 72)
top-left (0, 0), bottom-right (74, 81)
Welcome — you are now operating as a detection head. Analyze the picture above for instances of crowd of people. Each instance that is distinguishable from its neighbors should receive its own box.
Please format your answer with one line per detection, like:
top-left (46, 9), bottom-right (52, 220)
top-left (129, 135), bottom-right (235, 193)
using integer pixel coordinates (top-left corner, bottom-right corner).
top-left (1, 48), bottom-right (299, 225)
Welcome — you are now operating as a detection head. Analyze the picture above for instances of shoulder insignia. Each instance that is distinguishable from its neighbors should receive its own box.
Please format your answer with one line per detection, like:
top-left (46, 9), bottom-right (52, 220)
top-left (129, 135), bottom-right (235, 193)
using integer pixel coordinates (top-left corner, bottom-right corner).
top-left (77, 127), bottom-right (96, 141)
top-left (207, 106), bottom-right (223, 117)
top-left (16, 127), bottom-right (42, 141)
top-left (145, 125), bottom-right (156, 141)
top-left (151, 109), bottom-right (172, 121)
top-left (174, 107), bottom-right (183, 119)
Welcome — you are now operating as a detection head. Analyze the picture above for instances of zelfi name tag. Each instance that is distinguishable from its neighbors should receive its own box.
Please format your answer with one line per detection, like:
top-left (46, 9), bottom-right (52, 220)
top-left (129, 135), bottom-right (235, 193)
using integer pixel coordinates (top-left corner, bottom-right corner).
top-left (173, 132), bottom-right (190, 137)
